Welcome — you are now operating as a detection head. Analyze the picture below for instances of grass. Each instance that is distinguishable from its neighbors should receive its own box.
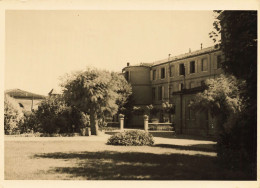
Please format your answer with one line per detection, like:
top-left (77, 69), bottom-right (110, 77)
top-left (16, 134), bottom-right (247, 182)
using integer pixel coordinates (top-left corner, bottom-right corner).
top-left (4, 135), bottom-right (253, 180)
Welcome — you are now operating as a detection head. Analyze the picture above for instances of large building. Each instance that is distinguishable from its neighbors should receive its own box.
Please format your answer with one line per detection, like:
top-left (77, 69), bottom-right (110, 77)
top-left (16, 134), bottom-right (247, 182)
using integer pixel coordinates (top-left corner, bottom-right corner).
top-left (122, 46), bottom-right (223, 136)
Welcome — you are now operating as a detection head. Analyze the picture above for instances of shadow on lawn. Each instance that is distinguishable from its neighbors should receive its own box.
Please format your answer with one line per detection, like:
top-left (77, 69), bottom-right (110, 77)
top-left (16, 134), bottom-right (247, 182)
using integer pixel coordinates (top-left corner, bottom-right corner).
top-left (153, 144), bottom-right (216, 152)
top-left (34, 151), bottom-right (251, 180)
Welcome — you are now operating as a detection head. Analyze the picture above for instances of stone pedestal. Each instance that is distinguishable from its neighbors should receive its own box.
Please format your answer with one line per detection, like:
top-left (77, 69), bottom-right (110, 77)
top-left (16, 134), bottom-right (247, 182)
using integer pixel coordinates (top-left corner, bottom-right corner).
top-left (119, 114), bottom-right (124, 132)
top-left (144, 115), bottom-right (149, 132)
top-left (86, 127), bottom-right (91, 136)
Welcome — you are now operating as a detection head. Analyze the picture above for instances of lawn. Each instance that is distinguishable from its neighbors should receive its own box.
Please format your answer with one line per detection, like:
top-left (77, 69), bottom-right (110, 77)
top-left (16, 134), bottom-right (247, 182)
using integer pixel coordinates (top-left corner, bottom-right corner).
top-left (4, 134), bottom-right (252, 180)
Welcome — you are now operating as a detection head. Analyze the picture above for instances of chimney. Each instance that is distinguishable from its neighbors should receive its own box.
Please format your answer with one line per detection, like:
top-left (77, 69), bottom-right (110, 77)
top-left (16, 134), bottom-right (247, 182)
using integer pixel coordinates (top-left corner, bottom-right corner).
top-left (201, 43), bottom-right (203, 50)
top-left (127, 62), bottom-right (130, 66)
top-left (189, 48), bottom-right (191, 53)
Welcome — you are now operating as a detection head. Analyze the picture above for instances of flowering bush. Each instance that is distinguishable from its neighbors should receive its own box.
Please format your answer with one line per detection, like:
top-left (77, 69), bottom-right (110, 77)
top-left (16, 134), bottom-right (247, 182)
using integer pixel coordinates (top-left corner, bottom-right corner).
top-left (107, 130), bottom-right (154, 146)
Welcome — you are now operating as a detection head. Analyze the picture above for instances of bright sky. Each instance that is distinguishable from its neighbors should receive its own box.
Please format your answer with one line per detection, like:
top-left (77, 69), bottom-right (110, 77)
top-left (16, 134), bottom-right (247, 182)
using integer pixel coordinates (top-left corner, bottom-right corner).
top-left (5, 10), bottom-right (215, 95)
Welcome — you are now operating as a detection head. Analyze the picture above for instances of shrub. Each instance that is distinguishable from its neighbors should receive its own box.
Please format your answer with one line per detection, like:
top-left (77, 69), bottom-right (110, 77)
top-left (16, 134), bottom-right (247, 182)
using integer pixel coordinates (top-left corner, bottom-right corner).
top-left (20, 111), bottom-right (40, 133)
top-left (4, 94), bottom-right (24, 135)
top-left (35, 96), bottom-right (89, 134)
top-left (216, 104), bottom-right (257, 178)
top-left (19, 132), bottom-right (42, 137)
top-left (107, 130), bottom-right (154, 146)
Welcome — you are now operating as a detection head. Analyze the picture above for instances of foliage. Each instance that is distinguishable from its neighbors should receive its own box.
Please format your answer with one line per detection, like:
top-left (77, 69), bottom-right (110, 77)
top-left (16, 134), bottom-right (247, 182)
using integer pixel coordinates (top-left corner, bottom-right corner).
top-left (61, 68), bottom-right (132, 135)
top-left (4, 94), bottom-right (24, 135)
top-left (34, 96), bottom-right (89, 134)
top-left (132, 106), bottom-right (145, 115)
top-left (132, 105), bottom-right (160, 117)
top-left (20, 111), bottom-right (40, 133)
top-left (162, 102), bottom-right (175, 114)
top-left (107, 130), bottom-right (154, 146)
top-left (209, 10), bottom-right (257, 177)
top-left (111, 72), bottom-right (132, 114)
top-left (210, 11), bottom-right (257, 92)
top-left (190, 74), bottom-right (244, 133)
top-left (217, 105), bottom-right (256, 177)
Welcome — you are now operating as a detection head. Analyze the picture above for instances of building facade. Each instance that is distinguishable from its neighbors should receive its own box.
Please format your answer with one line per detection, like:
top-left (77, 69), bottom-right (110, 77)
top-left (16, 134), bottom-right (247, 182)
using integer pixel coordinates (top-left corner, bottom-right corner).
top-left (122, 46), bottom-right (223, 136)
top-left (5, 89), bottom-right (46, 111)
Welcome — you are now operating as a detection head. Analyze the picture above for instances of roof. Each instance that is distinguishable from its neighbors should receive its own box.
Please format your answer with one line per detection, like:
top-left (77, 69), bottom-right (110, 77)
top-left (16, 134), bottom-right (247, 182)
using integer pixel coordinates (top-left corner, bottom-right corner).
top-left (5, 89), bottom-right (46, 99)
top-left (126, 46), bottom-right (219, 68)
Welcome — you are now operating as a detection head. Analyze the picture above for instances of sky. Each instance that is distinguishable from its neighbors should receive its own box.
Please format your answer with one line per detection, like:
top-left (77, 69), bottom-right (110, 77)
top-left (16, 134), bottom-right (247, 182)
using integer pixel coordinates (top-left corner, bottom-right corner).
top-left (5, 10), bottom-right (216, 95)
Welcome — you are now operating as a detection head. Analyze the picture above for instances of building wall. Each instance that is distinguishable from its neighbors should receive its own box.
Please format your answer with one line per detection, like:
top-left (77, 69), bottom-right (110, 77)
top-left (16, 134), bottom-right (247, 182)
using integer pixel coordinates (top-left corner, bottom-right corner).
top-left (14, 98), bottom-right (43, 111)
top-left (122, 66), bottom-right (152, 127)
top-left (122, 48), bottom-right (223, 136)
top-left (150, 50), bottom-right (223, 100)
top-left (123, 66), bottom-right (152, 105)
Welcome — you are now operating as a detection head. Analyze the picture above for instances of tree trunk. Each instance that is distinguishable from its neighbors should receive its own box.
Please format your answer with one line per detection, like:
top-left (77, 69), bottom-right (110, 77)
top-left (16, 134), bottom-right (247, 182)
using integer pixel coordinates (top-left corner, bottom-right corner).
top-left (90, 109), bottom-right (99, 136)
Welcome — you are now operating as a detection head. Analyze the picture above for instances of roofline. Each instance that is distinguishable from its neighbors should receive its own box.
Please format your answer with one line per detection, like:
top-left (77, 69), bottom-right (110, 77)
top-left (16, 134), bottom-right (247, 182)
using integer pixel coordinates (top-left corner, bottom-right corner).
top-left (151, 48), bottom-right (220, 68)
top-left (122, 65), bottom-right (151, 71)
top-left (122, 46), bottom-right (221, 70)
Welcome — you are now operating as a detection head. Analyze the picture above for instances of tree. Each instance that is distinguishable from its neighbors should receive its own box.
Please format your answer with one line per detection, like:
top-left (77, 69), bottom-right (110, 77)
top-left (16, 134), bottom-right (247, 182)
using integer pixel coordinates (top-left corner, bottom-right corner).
top-left (209, 11), bottom-right (257, 176)
top-left (61, 68), bottom-right (132, 135)
top-left (190, 74), bottom-right (244, 133)
top-left (34, 95), bottom-right (88, 134)
top-left (111, 72), bottom-right (132, 114)
top-left (4, 94), bottom-right (24, 134)
top-left (210, 11), bottom-right (257, 101)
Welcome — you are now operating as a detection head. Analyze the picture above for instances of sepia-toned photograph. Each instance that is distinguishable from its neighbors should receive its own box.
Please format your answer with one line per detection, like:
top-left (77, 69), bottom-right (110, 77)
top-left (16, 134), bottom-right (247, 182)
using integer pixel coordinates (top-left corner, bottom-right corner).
top-left (3, 8), bottom-right (257, 182)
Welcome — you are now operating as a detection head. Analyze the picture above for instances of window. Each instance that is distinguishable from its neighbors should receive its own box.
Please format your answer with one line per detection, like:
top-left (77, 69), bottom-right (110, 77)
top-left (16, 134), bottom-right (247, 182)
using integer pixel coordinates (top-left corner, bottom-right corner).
top-left (201, 58), bottom-right (208, 71)
top-left (152, 87), bottom-right (156, 101)
top-left (179, 64), bottom-right (185, 75)
top-left (178, 83), bottom-right (184, 91)
top-left (125, 71), bottom-right (130, 81)
top-left (170, 65), bottom-right (174, 77)
top-left (152, 70), bottom-right (156, 80)
top-left (161, 68), bottom-right (165, 79)
top-left (169, 85), bottom-right (173, 99)
top-left (201, 80), bottom-right (205, 86)
top-left (217, 55), bottom-right (221, 69)
top-left (158, 86), bottom-right (163, 100)
top-left (19, 103), bottom-right (24, 108)
top-left (190, 61), bottom-right (195, 73)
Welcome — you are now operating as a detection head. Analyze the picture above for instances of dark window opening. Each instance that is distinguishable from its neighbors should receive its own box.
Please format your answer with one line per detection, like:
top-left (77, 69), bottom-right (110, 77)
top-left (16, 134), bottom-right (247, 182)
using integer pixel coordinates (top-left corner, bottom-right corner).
top-left (125, 71), bottom-right (129, 81)
top-left (179, 64), bottom-right (185, 75)
top-left (19, 103), bottom-right (24, 108)
top-left (170, 66), bottom-right (174, 77)
top-left (201, 80), bottom-right (205, 86)
top-left (190, 61), bottom-right (195, 73)
top-left (153, 70), bottom-right (156, 80)
top-left (179, 83), bottom-right (184, 91)
top-left (161, 68), bottom-right (165, 79)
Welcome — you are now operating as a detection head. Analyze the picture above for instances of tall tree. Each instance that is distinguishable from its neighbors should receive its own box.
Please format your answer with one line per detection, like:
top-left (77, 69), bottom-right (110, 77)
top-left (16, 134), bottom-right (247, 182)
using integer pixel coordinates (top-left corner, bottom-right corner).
top-left (209, 11), bottom-right (257, 176)
top-left (61, 68), bottom-right (132, 135)
top-left (210, 11), bottom-right (257, 100)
